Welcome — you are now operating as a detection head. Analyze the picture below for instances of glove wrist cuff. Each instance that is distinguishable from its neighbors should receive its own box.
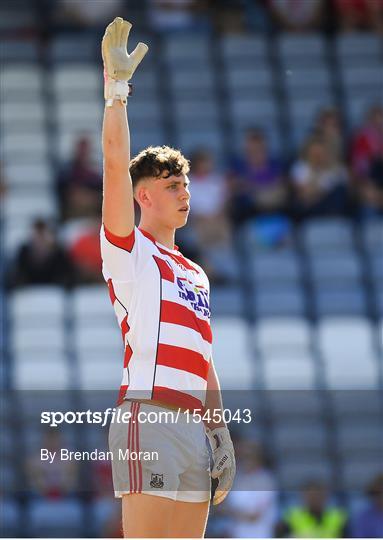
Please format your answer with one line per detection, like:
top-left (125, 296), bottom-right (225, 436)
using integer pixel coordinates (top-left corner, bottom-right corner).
top-left (104, 79), bottom-right (132, 107)
top-left (207, 426), bottom-right (232, 451)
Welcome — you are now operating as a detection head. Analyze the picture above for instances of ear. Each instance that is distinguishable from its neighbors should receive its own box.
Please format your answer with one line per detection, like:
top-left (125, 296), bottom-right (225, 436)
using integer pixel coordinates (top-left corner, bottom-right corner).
top-left (136, 185), bottom-right (152, 209)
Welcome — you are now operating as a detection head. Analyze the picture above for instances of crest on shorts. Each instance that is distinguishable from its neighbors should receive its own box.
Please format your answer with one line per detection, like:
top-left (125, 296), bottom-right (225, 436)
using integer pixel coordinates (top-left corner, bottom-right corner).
top-left (150, 473), bottom-right (164, 488)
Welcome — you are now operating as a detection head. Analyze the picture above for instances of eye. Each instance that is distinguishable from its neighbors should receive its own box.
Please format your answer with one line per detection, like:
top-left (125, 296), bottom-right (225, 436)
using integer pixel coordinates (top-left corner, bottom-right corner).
top-left (168, 184), bottom-right (177, 190)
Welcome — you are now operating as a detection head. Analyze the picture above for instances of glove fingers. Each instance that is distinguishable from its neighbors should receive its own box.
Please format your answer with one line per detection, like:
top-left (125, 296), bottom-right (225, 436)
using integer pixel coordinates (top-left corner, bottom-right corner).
top-left (130, 42), bottom-right (149, 73)
top-left (121, 20), bottom-right (132, 49)
top-left (213, 489), bottom-right (229, 506)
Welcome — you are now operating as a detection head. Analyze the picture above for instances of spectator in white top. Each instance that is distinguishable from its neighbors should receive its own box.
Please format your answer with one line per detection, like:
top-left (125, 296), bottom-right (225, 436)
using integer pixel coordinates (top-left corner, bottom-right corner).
top-left (189, 148), bottom-right (229, 248)
top-left (291, 136), bottom-right (349, 219)
top-left (223, 439), bottom-right (278, 538)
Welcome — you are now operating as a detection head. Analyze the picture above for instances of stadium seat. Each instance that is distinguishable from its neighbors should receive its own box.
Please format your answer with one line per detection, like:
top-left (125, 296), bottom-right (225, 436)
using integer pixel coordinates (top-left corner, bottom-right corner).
top-left (272, 419), bottom-right (328, 455)
top-left (278, 34), bottom-right (326, 64)
top-left (362, 220), bottom-right (383, 253)
top-left (72, 285), bottom-right (114, 324)
top-left (3, 190), bottom-right (57, 221)
top-left (263, 353), bottom-right (316, 389)
top-left (277, 458), bottom-right (333, 491)
top-left (308, 252), bottom-right (363, 284)
top-left (0, 65), bottom-right (43, 98)
top-left (56, 99), bottom-right (103, 128)
top-left (53, 64), bottom-right (101, 96)
top-left (335, 33), bottom-right (382, 62)
top-left (0, 498), bottom-right (20, 537)
top-left (163, 34), bottom-right (210, 65)
top-left (302, 218), bottom-right (354, 252)
top-left (252, 251), bottom-right (302, 284)
top-left (28, 499), bottom-right (84, 537)
top-left (2, 131), bottom-right (49, 161)
top-left (346, 94), bottom-right (383, 128)
top-left (10, 286), bottom-right (66, 326)
top-left (268, 391), bottom-right (324, 419)
top-left (76, 352), bottom-right (122, 390)
top-left (255, 285), bottom-right (306, 317)
top-left (340, 457), bottom-right (383, 491)
top-left (284, 65), bottom-right (332, 97)
top-left (0, 39), bottom-right (39, 62)
top-left (73, 326), bottom-right (122, 355)
top-left (336, 420), bottom-right (383, 457)
top-left (256, 317), bottom-right (311, 353)
top-left (313, 286), bottom-right (368, 316)
top-left (4, 162), bottom-right (53, 188)
top-left (11, 326), bottom-right (66, 355)
top-left (211, 317), bottom-right (253, 389)
top-left (169, 66), bottom-right (215, 94)
top-left (220, 35), bottom-right (268, 63)
top-left (0, 99), bottom-right (45, 128)
top-left (209, 286), bottom-right (243, 317)
top-left (13, 352), bottom-right (70, 390)
top-left (225, 65), bottom-right (273, 97)
top-left (50, 34), bottom-right (97, 62)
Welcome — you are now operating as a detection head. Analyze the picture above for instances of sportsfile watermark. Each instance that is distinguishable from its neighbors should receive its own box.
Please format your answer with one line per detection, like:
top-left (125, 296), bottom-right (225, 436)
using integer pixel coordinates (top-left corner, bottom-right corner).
top-left (41, 407), bottom-right (253, 427)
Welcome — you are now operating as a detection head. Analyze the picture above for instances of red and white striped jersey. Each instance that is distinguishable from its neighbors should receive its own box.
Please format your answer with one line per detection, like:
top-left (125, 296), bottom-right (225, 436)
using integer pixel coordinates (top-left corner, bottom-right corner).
top-left (100, 225), bottom-right (212, 411)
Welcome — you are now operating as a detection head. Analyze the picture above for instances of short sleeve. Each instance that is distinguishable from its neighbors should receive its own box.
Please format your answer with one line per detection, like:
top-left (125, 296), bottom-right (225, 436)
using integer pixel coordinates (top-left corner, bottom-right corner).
top-left (100, 225), bottom-right (150, 282)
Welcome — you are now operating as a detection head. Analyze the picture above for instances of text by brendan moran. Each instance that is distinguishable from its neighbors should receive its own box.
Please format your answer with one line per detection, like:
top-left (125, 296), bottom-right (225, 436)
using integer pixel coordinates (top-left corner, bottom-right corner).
top-left (41, 448), bottom-right (159, 463)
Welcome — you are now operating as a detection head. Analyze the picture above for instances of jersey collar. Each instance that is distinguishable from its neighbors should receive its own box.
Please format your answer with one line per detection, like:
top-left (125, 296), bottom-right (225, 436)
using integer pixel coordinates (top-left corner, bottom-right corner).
top-left (139, 228), bottom-right (179, 252)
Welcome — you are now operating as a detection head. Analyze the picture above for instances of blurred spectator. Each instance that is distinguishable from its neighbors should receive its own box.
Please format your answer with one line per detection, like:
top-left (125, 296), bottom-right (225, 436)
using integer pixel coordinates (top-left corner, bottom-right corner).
top-left (314, 108), bottom-right (345, 166)
top-left (291, 136), bottom-right (349, 219)
top-left (268, 0), bottom-right (324, 31)
top-left (54, 0), bottom-right (124, 28)
top-left (351, 105), bottom-right (383, 179)
top-left (148, 0), bottom-right (210, 32)
top-left (228, 129), bottom-right (288, 224)
top-left (26, 430), bottom-right (78, 498)
top-left (57, 137), bottom-right (102, 220)
top-left (334, 0), bottom-right (383, 33)
top-left (223, 440), bottom-right (278, 538)
top-left (276, 480), bottom-right (349, 537)
top-left (357, 152), bottom-right (383, 217)
top-left (189, 149), bottom-right (230, 248)
top-left (351, 474), bottom-right (383, 538)
top-left (7, 219), bottom-right (75, 288)
top-left (67, 218), bottom-right (103, 283)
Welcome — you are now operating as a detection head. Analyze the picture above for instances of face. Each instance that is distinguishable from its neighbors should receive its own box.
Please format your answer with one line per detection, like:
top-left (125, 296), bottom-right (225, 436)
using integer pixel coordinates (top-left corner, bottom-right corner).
top-left (136, 173), bottom-right (191, 229)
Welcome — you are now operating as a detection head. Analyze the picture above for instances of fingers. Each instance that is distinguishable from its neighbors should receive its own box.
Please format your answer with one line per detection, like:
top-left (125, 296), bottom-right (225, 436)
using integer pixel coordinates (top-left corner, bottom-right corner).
top-left (130, 42), bottom-right (149, 72)
top-left (121, 20), bottom-right (132, 48)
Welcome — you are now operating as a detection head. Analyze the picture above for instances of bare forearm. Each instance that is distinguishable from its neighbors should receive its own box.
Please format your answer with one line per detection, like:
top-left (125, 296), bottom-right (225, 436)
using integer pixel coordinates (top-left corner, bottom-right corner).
top-left (204, 360), bottom-right (225, 429)
top-left (102, 100), bottom-right (130, 168)
top-left (102, 101), bottom-right (134, 234)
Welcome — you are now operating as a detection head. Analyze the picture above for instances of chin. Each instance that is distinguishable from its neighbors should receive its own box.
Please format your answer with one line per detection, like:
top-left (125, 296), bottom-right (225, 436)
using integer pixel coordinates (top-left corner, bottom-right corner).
top-left (175, 214), bottom-right (189, 229)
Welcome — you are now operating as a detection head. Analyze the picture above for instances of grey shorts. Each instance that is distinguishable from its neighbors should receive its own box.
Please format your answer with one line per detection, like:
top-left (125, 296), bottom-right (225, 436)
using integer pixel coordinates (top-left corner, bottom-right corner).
top-left (109, 400), bottom-right (211, 502)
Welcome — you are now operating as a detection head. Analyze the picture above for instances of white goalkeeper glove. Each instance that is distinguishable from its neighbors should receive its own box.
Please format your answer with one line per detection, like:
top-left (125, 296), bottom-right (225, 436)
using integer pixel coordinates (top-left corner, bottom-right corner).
top-left (102, 17), bottom-right (148, 106)
top-left (207, 426), bottom-right (236, 505)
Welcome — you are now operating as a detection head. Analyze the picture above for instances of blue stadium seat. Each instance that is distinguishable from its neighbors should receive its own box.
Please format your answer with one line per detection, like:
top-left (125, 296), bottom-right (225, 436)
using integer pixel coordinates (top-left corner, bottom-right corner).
top-left (0, 498), bottom-right (20, 537)
top-left (277, 458), bottom-right (333, 491)
top-left (302, 218), bottom-right (354, 252)
top-left (255, 285), bottom-right (306, 317)
top-left (308, 252), bottom-right (363, 284)
top-left (256, 317), bottom-right (311, 353)
top-left (253, 251), bottom-right (302, 284)
top-left (313, 285), bottom-right (367, 316)
top-left (220, 35), bottom-right (268, 64)
top-left (50, 34), bottom-right (97, 62)
top-left (0, 40), bottom-right (39, 62)
top-left (210, 286), bottom-right (243, 317)
top-left (28, 499), bottom-right (84, 537)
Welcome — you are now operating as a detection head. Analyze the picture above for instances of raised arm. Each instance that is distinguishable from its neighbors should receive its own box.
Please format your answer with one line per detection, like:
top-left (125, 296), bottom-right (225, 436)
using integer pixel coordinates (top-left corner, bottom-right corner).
top-left (101, 17), bottom-right (148, 236)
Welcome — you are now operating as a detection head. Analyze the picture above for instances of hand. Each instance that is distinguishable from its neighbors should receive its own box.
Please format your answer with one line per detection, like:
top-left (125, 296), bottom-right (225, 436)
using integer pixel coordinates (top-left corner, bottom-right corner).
top-left (207, 426), bottom-right (236, 505)
top-left (102, 17), bottom-right (148, 81)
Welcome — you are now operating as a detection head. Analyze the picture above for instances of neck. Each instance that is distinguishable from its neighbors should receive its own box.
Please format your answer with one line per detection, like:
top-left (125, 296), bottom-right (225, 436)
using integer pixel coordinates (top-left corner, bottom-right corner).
top-left (139, 219), bottom-right (176, 250)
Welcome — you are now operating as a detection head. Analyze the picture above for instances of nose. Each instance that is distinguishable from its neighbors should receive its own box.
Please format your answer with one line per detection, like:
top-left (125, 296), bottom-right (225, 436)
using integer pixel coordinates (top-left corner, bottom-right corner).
top-left (180, 186), bottom-right (190, 201)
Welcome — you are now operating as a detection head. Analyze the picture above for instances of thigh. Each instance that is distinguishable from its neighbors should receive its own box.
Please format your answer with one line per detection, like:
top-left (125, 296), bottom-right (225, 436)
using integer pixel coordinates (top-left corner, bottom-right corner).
top-left (122, 493), bottom-right (175, 538)
top-left (168, 500), bottom-right (210, 538)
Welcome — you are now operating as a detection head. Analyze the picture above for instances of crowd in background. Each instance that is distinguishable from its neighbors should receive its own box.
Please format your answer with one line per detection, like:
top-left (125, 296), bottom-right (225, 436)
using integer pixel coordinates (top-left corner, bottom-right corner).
top-left (5, 102), bottom-right (383, 289)
top-left (25, 428), bottom-right (383, 538)
top-left (1, 0), bottom-right (383, 538)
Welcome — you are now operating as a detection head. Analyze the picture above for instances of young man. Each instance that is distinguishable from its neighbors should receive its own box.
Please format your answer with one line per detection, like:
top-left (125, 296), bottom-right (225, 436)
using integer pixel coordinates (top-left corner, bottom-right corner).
top-left (101, 17), bottom-right (236, 538)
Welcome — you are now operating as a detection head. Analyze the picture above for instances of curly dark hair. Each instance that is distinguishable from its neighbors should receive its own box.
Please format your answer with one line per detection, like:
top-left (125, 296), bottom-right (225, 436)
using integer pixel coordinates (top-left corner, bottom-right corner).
top-left (129, 146), bottom-right (190, 188)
